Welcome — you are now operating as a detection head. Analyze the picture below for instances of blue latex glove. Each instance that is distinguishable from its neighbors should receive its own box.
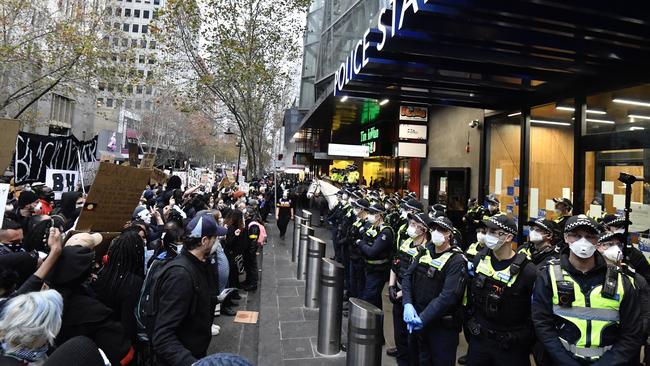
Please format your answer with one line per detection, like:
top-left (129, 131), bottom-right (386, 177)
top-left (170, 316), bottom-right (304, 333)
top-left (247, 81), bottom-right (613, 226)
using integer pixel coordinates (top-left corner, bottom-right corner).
top-left (412, 316), bottom-right (424, 331)
top-left (403, 303), bottom-right (417, 324)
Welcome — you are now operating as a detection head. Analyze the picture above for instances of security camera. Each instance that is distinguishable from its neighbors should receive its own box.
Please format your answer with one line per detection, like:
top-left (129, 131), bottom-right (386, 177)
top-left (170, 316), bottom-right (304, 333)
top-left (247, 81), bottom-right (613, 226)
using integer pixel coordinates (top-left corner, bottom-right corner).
top-left (468, 120), bottom-right (480, 128)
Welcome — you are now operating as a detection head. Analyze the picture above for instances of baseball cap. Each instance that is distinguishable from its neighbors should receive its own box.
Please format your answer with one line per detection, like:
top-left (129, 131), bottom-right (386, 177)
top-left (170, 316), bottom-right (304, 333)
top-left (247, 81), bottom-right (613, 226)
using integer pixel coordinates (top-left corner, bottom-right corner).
top-left (483, 214), bottom-right (517, 236)
top-left (187, 214), bottom-right (227, 238)
top-left (564, 214), bottom-right (600, 234)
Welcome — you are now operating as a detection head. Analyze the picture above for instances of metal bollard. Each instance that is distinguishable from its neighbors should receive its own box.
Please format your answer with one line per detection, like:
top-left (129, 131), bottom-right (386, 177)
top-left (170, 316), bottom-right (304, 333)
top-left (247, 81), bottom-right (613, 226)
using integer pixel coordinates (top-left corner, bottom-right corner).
top-left (296, 224), bottom-right (314, 280)
top-left (346, 298), bottom-right (383, 366)
top-left (292, 216), bottom-right (304, 263)
top-left (317, 258), bottom-right (344, 355)
top-left (305, 236), bottom-right (326, 309)
top-left (302, 209), bottom-right (313, 226)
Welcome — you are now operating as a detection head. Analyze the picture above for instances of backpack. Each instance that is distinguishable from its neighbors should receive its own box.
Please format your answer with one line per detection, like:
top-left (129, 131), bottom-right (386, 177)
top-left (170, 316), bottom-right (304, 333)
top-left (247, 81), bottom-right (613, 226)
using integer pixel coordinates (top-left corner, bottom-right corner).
top-left (135, 256), bottom-right (200, 343)
top-left (248, 221), bottom-right (267, 245)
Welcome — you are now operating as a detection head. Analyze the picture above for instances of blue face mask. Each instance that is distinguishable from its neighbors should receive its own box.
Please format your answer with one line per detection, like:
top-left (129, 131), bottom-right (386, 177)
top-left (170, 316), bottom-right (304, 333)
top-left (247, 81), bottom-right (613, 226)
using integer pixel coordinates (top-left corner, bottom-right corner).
top-left (2, 342), bottom-right (49, 362)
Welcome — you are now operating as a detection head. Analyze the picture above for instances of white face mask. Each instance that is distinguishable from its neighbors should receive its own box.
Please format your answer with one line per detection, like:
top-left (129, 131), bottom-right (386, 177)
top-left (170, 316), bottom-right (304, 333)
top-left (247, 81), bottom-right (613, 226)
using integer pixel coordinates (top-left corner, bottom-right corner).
top-left (569, 238), bottom-right (596, 259)
top-left (138, 209), bottom-right (152, 225)
top-left (603, 245), bottom-right (623, 263)
top-left (175, 244), bottom-right (184, 254)
top-left (367, 214), bottom-right (377, 224)
top-left (484, 233), bottom-right (505, 250)
top-left (476, 232), bottom-right (486, 244)
top-left (431, 230), bottom-right (446, 246)
top-left (384, 203), bottom-right (391, 210)
top-left (529, 230), bottom-right (544, 244)
top-left (406, 225), bottom-right (419, 238)
top-left (613, 228), bottom-right (625, 234)
top-left (400, 211), bottom-right (408, 219)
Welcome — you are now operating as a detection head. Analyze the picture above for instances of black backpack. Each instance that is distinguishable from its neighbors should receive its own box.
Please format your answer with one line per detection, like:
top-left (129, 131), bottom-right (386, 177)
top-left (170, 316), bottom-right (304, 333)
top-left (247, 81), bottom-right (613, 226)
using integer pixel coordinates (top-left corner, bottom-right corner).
top-left (135, 256), bottom-right (200, 343)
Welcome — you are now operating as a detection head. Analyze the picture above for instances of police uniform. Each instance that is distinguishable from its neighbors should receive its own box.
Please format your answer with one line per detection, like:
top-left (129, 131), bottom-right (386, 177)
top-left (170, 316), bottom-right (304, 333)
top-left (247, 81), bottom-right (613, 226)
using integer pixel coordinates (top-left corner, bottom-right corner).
top-left (465, 215), bottom-right (538, 366)
top-left (357, 203), bottom-right (394, 309)
top-left (517, 218), bottom-right (560, 269)
top-left (389, 212), bottom-right (429, 366)
top-left (402, 217), bottom-right (467, 366)
top-left (348, 199), bottom-right (371, 299)
top-left (532, 215), bottom-right (643, 365)
top-left (464, 200), bottom-right (487, 249)
top-left (552, 198), bottom-right (573, 233)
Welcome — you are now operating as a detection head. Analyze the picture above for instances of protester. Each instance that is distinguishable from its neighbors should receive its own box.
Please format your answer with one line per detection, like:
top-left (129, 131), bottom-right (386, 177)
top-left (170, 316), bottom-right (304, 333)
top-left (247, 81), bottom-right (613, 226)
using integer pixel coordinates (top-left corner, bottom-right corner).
top-left (275, 190), bottom-right (293, 239)
top-left (223, 211), bottom-right (247, 289)
top-left (0, 290), bottom-right (63, 365)
top-left (152, 214), bottom-right (223, 366)
top-left (0, 219), bottom-right (24, 255)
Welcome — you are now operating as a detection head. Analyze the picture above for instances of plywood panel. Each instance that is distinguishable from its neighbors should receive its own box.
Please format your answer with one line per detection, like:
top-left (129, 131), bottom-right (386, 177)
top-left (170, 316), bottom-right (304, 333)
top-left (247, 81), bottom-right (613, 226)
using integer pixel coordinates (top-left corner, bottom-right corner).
top-left (529, 126), bottom-right (574, 219)
top-left (584, 152), bottom-right (596, 213)
top-left (603, 166), bottom-right (643, 212)
top-left (489, 123), bottom-right (520, 217)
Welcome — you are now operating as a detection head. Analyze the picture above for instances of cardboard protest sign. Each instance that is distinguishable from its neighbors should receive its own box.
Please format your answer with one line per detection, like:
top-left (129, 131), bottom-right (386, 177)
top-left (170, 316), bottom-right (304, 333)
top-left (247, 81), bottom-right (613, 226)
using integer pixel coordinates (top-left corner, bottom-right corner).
top-left (150, 168), bottom-right (168, 185)
top-left (218, 176), bottom-right (230, 190)
top-left (45, 169), bottom-right (79, 200)
top-left (0, 184), bottom-right (9, 228)
top-left (139, 153), bottom-right (156, 169)
top-left (76, 162), bottom-right (151, 232)
top-left (0, 119), bottom-right (20, 174)
top-left (64, 230), bottom-right (120, 264)
top-left (99, 153), bottom-right (115, 163)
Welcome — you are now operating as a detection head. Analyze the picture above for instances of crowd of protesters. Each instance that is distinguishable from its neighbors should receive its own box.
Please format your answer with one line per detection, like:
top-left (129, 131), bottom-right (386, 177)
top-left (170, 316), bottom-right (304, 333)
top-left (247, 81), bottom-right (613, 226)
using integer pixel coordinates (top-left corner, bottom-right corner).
top-left (0, 172), bottom-right (276, 365)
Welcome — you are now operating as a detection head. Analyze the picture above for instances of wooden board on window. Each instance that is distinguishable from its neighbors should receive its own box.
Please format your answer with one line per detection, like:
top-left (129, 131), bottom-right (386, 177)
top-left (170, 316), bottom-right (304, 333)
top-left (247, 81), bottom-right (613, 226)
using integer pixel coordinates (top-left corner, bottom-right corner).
top-left (0, 119), bottom-right (20, 173)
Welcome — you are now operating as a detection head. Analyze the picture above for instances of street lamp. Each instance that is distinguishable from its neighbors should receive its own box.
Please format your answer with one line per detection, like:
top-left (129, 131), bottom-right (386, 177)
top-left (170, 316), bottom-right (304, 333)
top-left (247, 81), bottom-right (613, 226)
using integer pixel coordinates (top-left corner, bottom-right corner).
top-left (224, 128), bottom-right (242, 182)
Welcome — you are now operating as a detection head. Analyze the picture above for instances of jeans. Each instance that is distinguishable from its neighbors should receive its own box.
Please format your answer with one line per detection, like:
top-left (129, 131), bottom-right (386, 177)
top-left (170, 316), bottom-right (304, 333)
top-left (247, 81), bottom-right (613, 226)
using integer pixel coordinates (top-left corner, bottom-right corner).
top-left (213, 243), bottom-right (229, 293)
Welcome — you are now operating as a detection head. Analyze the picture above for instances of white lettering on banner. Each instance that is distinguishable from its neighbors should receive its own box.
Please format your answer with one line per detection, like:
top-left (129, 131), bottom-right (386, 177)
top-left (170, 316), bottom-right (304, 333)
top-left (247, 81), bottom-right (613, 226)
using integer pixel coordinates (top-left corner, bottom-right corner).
top-left (45, 169), bottom-right (79, 200)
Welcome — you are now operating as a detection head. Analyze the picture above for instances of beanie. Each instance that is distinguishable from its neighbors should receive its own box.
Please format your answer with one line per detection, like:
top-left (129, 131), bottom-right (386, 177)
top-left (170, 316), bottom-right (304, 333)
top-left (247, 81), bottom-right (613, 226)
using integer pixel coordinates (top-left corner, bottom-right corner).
top-left (18, 190), bottom-right (38, 208)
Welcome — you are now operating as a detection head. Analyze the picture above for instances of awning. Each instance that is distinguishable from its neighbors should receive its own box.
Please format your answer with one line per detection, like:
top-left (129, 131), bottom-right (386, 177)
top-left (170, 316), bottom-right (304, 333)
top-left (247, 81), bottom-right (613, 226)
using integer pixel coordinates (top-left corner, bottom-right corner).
top-left (299, 0), bottom-right (650, 131)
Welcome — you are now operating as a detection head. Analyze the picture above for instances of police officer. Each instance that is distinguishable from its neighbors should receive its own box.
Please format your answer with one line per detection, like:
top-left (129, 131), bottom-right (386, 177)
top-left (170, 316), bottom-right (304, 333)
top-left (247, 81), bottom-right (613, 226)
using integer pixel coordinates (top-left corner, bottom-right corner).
top-left (532, 215), bottom-right (643, 365)
top-left (465, 214), bottom-right (538, 366)
top-left (385, 198), bottom-right (401, 233)
top-left (356, 202), bottom-right (394, 309)
top-left (396, 199), bottom-right (425, 251)
top-left (326, 190), bottom-right (345, 257)
top-left (388, 212), bottom-right (430, 366)
top-left (402, 216), bottom-right (467, 366)
top-left (347, 198), bottom-right (371, 299)
top-left (332, 190), bottom-right (352, 262)
top-left (465, 223), bottom-right (486, 263)
top-left (464, 198), bottom-right (486, 248)
top-left (600, 214), bottom-right (650, 284)
top-left (428, 204), bottom-right (463, 249)
top-left (518, 218), bottom-right (560, 269)
top-left (552, 197), bottom-right (573, 232)
top-left (484, 195), bottom-right (501, 218)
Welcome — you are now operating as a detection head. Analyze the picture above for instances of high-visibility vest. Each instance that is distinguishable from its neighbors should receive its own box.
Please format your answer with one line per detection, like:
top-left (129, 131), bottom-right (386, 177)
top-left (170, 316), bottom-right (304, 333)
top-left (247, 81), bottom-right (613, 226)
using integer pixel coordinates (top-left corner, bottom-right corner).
top-left (475, 254), bottom-right (522, 287)
top-left (548, 264), bottom-right (625, 360)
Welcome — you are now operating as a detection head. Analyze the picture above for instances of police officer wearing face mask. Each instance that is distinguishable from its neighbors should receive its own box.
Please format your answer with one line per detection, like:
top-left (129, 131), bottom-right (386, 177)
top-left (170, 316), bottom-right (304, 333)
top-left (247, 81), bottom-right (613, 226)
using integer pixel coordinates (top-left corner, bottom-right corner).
top-left (532, 215), bottom-right (643, 366)
top-left (384, 198), bottom-right (401, 233)
top-left (518, 218), bottom-right (560, 269)
top-left (339, 190), bottom-right (362, 299)
top-left (552, 198), bottom-right (573, 233)
top-left (355, 202), bottom-right (394, 309)
top-left (600, 215), bottom-right (650, 285)
top-left (465, 214), bottom-right (538, 366)
top-left (347, 199), bottom-right (371, 300)
top-left (464, 198), bottom-right (487, 248)
top-left (465, 223), bottom-right (486, 263)
top-left (483, 195), bottom-right (501, 219)
top-left (402, 216), bottom-right (467, 366)
top-left (396, 199), bottom-right (424, 252)
top-left (388, 212), bottom-right (430, 366)
top-left (328, 190), bottom-right (350, 262)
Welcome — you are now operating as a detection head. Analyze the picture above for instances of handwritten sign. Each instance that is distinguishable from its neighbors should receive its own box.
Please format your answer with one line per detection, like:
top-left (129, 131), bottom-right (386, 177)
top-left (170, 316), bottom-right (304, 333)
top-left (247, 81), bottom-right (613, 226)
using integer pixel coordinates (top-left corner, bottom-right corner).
top-left (0, 119), bottom-right (20, 173)
top-left (76, 163), bottom-right (151, 232)
top-left (45, 169), bottom-right (79, 200)
top-left (150, 168), bottom-right (168, 185)
top-left (139, 153), bottom-right (156, 169)
top-left (79, 161), bottom-right (100, 187)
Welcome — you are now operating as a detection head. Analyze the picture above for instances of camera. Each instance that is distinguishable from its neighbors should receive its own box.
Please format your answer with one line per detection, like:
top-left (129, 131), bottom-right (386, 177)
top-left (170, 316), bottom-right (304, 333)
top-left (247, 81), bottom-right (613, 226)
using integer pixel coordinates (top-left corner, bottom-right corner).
top-left (468, 120), bottom-right (480, 128)
top-left (618, 172), bottom-right (643, 185)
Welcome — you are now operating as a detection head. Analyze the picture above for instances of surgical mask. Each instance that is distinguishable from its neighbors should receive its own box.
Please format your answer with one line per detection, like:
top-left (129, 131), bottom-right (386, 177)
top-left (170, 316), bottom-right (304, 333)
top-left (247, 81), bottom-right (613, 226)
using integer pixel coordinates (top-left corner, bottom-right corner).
top-left (569, 238), bottom-right (596, 259)
top-left (603, 245), bottom-right (623, 263)
top-left (384, 203), bottom-right (391, 210)
top-left (175, 244), bottom-right (183, 254)
top-left (406, 225), bottom-right (419, 238)
top-left (400, 211), bottom-right (408, 219)
top-left (613, 228), bottom-right (625, 234)
top-left (484, 233), bottom-right (505, 250)
top-left (529, 230), bottom-right (544, 244)
top-left (367, 214), bottom-right (377, 224)
top-left (430, 230), bottom-right (446, 246)
top-left (476, 232), bottom-right (486, 244)
top-left (488, 204), bottom-right (497, 212)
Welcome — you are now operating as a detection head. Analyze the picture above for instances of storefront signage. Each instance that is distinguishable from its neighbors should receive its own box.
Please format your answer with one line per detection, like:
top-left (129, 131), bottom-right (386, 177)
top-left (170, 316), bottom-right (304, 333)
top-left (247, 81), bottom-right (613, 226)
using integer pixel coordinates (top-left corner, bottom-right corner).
top-left (360, 126), bottom-right (380, 154)
top-left (333, 0), bottom-right (420, 95)
top-left (394, 142), bottom-right (426, 158)
top-left (327, 143), bottom-right (370, 157)
top-left (399, 106), bottom-right (428, 121)
top-left (398, 124), bottom-right (427, 140)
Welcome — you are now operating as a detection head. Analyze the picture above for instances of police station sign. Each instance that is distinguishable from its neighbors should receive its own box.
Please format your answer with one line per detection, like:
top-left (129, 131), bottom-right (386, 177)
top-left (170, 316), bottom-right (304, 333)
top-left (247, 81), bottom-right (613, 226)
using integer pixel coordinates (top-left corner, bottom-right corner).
top-left (333, 0), bottom-right (421, 95)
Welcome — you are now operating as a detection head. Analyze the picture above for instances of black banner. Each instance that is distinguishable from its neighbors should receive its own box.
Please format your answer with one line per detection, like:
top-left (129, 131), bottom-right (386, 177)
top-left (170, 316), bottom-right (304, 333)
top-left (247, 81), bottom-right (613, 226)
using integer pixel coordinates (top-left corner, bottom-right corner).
top-left (13, 132), bottom-right (98, 185)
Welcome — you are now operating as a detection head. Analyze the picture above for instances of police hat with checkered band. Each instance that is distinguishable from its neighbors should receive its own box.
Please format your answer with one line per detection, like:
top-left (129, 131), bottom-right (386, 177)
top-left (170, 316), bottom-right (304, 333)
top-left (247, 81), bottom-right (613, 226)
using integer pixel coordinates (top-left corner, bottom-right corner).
top-left (526, 218), bottom-right (560, 236)
top-left (367, 202), bottom-right (386, 214)
top-left (601, 214), bottom-right (632, 228)
top-left (597, 231), bottom-right (626, 245)
top-left (407, 212), bottom-right (432, 228)
top-left (429, 216), bottom-right (455, 233)
top-left (350, 189), bottom-right (364, 200)
top-left (352, 198), bottom-right (371, 210)
top-left (553, 197), bottom-right (573, 209)
top-left (564, 214), bottom-right (600, 234)
top-left (482, 214), bottom-right (517, 236)
top-left (401, 198), bottom-right (424, 212)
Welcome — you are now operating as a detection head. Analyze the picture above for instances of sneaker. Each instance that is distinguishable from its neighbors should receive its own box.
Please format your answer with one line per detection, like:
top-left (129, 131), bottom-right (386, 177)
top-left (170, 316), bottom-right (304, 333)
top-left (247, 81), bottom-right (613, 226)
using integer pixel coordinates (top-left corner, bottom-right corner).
top-left (211, 324), bottom-right (221, 336)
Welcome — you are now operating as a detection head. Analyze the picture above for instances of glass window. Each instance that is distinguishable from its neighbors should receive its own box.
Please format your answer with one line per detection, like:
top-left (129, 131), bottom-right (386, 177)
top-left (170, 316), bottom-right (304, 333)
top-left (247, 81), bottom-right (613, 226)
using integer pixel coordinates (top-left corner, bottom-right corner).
top-left (135, 100), bottom-right (142, 109)
top-left (132, 24), bottom-right (139, 32)
top-left (125, 100), bottom-right (132, 109)
top-left (145, 85), bottom-right (153, 95)
top-left (139, 55), bottom-right (145, 63)
top-left (140, 39), bottom-right (147, 48)
top-left (134, 9), bottom-right (140, 18)
top-left (149, 41), bottom-right (156, 49)
top-left (136, 85), bottom-right (143, 94)
top-left (142, 25), bottom-right (148, 33)
top-left (116, 7), bottom-right (122, 16)
top-left (529, 100), bottom-right (575, 220)
top-left (584, 84), bottom-right (650, 135)
top-left (123, 23), bottom-right (129, 31)
top-left (107, 98), bottom-right (114, 107)
top-left (125, 8), bottom-right (131, 17)
top-left (143, 10), bottom-right (150, 18)
top-left (487, 116), bottom-right (520, 221)
top-left (121, 38), bottom-right (129, 47)
top-left (145, 101), bottom-right (152, 110)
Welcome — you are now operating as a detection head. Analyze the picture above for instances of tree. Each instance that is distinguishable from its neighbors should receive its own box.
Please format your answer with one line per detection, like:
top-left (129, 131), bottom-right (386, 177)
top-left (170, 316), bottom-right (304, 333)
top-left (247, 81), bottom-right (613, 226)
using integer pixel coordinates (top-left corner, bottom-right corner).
top-left (154, 0), bottom-right (307, 178)
top-left (0, 0), bottom-right (129, 125)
